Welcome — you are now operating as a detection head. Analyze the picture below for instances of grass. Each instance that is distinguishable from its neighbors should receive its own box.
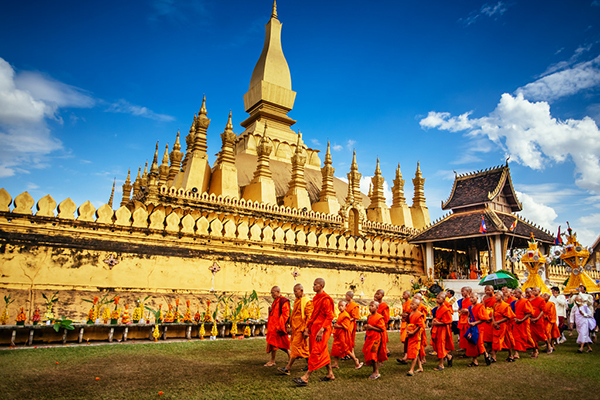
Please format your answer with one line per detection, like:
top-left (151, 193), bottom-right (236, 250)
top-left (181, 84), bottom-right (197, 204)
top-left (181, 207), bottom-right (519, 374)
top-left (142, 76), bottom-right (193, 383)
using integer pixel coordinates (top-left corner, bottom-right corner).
top-left (1, 331), bottom-right (599, 400)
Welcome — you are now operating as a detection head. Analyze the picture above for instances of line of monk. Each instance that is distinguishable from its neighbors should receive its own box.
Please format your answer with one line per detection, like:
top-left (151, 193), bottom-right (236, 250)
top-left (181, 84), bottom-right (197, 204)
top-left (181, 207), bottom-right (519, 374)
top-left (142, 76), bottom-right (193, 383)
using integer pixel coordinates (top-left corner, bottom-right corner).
top-left (263, 280), bottom-right (562, 386)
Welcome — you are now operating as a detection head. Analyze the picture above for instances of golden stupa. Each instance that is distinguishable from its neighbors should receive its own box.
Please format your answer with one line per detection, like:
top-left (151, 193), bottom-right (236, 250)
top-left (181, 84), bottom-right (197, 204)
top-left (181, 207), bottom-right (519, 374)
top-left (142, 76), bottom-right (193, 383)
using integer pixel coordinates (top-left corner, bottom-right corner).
top-left (520, 234), bottom-right (551, 294)
top-left (560, 225), bottom-right (600, 294)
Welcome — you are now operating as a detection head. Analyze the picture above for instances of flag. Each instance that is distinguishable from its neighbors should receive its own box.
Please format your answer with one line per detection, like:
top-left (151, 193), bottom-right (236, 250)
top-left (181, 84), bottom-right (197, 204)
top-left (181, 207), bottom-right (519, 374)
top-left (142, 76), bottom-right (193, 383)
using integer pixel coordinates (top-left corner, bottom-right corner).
top-left (554, 226), bottom-right (562, 245)
top-left (509, 218), bottom-right (518, 232)
top-left (479, 215), bottom-right (487, 234)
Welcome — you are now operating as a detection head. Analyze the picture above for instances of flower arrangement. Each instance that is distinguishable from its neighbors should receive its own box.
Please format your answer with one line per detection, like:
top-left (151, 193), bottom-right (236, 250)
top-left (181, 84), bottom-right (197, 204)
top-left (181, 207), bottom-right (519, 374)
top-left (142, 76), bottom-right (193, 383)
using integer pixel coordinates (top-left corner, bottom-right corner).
top-left (199, 323), bottom-right (205, 339)
top-left (230, 321), bottom-right (238, 336)
top-left (164, 305), bottom-right (174, 323)
top-left (194, 306), bottom-right (201, 323)
top-left (110, 296), bottom-right (121, 324)
top-left (203, 300), bottom-right (212, 323)
top-left (41, 291), bottom-right (59, 322)
top-left (31, 305), bottom-right (41, 325)
top-left (144, 304), bottom-right (163, 324)
top-left (83, 293), bottom-right (110, 324)
top-left (132, 296), bottom-right (149, 323)
top-left (244, 325), bottom-right (251, 337)
top-left (102, 307), bottom-right (111, 324)
top-left (183, 300), bottom-right (192, 323)
top-left (152, 325), bottom-right (160, 342)
top-left (1, 295), bottom-right (15, 325)
top-left (16, 307), bottom-right (26, 325)
top-left (121, 305), bottom-right (131, 324)
top-left (210, 321), bottom-right (218, 339)
top-left (174, 299), bottom-right (181, 323)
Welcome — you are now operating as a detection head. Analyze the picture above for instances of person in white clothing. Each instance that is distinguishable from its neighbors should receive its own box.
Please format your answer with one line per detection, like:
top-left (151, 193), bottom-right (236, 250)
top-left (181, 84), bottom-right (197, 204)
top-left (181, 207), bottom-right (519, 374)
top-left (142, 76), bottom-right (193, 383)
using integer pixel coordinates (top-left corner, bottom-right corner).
top-left (551, 287), bottom-right (568, 343)
top-left (569, 285), bottom-right (593, 307)
top-left (569, 294), bottom-right (596, 353)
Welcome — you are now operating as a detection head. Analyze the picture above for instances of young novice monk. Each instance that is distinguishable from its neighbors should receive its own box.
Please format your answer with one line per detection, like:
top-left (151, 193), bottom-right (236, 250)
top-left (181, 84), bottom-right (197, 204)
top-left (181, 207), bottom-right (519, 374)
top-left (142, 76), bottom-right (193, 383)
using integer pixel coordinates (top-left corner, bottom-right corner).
top-left (332, 301), bottom-right (363, 369)
top-left (431, 292), bottom-right (455, 370)
top-left (406, 298), bottom-right (425, 376)
top-left (362, 300), bottom-right (387, 379)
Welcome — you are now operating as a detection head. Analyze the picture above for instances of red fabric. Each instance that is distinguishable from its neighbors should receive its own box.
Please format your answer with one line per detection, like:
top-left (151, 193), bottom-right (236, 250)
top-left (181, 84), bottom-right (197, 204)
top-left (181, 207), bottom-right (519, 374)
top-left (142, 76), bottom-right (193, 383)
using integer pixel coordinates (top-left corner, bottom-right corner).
top-left (458, 297), bottom-right (473, 349)
top-left (492, 301), bottom-right (515, 351)
top-left (481, 296), bottom-right (496, 343)
top-left (406, 311), bottom-right (425, 359)
top-left (431, 303), bottom-right (455, 359)
top-left (306, 292), bottom-right (335, 371)
top-left (511, 299), bottom-right (535, 351)
top-left (266, 296), bottom-right (290, 352)
top-left (465, 303), bottom-right (489, 357)
top-left (362, 313), bottom-right (388, 365)
top-left (528, 296), bottom-right (548, 343)
top-left (345, 301), bottom-right (360, 349)
top-left (331, 311), bottom-right (353, 357)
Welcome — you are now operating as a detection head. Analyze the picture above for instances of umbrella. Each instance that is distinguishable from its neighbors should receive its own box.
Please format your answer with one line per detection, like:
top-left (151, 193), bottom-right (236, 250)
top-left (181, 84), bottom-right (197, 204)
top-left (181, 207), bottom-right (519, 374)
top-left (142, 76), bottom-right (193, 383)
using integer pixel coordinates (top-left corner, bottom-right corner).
top-left (478, 272), bottom-right (517, 289)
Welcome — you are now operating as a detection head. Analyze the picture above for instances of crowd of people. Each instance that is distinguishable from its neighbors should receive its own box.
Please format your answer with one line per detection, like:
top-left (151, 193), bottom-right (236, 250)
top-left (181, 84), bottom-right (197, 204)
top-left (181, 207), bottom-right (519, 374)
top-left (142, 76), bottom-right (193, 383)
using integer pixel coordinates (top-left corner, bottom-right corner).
top-left (263, 279), bottom-right (598, 385)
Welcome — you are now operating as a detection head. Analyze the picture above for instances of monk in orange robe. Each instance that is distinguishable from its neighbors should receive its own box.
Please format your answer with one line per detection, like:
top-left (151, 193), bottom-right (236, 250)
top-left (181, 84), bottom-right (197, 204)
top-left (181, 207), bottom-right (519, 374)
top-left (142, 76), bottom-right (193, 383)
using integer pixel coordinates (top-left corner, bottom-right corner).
top-left (397, 291), bottom-right (412, 364)
top-left (464, 293), bottom-right (490, 366)
top-left (431, 292), bottom-right (455, 370)
top-left (294, 278), bottom-right (335, 386)
top-left (332, 301), bottom-right (363, 369)
top-left (542, 293), bottom-right (560, 353)
top-left (528, 287), bottom-right (548, 358)
top-left (469, 263), bottom-right (479, 279)
top-left (265, 286), bottom-right (290, 367)
top-left (502, 287), bottom-right (517, 304)
top-left (278, 284), bottom-right (312, 375)
top-left (344, 291), bottom-right (361, 356)
top-left (458, 286), bottom-right (474, 351)
top-left (375, 289), bottom-right (390, 352)
top-left (414, 293), bottom-right (430, 363)
top-left (511, 288), bottom-right (534, 359)
top-left (481, 285), bottom-right (496, 357)
top-left (405, 298), bottom-right (425, 376)
top-left (491, 291), bottom-right (515, 362)
top-left (363, 300), bottom-right (388, 379)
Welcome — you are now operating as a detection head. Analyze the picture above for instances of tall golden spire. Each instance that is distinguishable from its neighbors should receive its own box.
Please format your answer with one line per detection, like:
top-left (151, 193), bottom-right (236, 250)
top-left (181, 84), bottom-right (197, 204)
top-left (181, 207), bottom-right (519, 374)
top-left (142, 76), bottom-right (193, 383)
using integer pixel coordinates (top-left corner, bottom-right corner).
top-left (132, 166), bottom-right (142, 197)
top-left (392, 163), bottom-right (406, 206)
top-left (412, 161), bottom-right (426, 207)
top-left (313, 140), bottom-right (340, 214)
top-left (159, 143), bottom-right (170, 184)
top-left (108, 178), bottom-right (116, 208)
top-left (390, 163), bottom-right (413, 227)
top-left (121, 169), bottom-right (132, 207)
top-left (168, 131), bottom-right (184, 184)
top-left (242, 123), bottom-right (277, 205)
top-left (180, 96), bottom-right (212, 193)
top-left (347, 150), bottom-right (361, 202)
top-left (366, 157), bottom-right (391, 224)
top-left (209, 111), bottom-right (239, 199)
top-left (283, 131), bottom-right (311, 210)
top-left (141, 160), bottom-right (148, 188)
top-left (147, 142), bottom-right (160, 203)
top-left (271, 0), bottom-right (277, 19)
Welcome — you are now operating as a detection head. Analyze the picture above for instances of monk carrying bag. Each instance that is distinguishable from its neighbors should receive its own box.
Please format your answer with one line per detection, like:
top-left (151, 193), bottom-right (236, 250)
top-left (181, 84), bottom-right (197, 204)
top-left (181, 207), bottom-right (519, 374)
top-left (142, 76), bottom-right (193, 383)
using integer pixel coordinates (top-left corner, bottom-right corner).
top-left (464, 306), bottom-right (479, 344)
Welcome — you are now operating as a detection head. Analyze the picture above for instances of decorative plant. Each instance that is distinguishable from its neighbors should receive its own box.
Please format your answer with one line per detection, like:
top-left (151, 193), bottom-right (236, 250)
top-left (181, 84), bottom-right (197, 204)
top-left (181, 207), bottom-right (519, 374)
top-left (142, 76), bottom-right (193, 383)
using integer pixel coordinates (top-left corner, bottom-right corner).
top-left (101, 307), bottom-right (111, 324)
top-left (16, 307), bottom-right (26, 325)
top-left (1, 295), bottom-right (15, 325)
top-left (41, 291), bottom-right (59, 321)
top-left (203, 300), bottom-right (212, 323)
top-left (144, 305), bottom-right (163, 324)
top-left (194, 305), bottom-right (201, 323)
top-left (133, 296), bottom-right (150, 323)
top-left (244, 325), bottom-right (251, 337)
top-left (110, 296), bottom-right (121, 324)
top-left (164, 304), bottom-right (174, 323)
top-left (199, 323), bottom-right (205, 339)
top-left (152, 325), bottom-right (160, 342)
top-left (83, 293), bottom-right (111, 324)
top-left (51, 317), bottom-right (74, 332)
top-left (210, 321), bottom-right (218, 338)
top-left (174, 299), bottom-right (181, 323)
top-left (121, 305), bottom-right (131, 324)
top-left (31, 305), bottom-right (41, 325)
top-left (183, 300), bottom-right (192, 323)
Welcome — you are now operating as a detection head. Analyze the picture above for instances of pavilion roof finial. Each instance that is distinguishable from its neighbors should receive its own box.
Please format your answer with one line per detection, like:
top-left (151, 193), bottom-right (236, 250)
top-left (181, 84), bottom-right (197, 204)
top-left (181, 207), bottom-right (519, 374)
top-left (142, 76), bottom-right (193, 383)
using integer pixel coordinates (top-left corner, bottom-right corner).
top-left (271, 0), bottom-right (277, 19)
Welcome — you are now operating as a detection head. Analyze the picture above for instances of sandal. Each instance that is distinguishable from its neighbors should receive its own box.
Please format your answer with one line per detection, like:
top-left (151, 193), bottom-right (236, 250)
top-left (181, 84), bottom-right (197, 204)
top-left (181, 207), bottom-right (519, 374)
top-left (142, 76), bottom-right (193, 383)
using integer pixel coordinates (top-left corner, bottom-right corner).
top-left (319, 376), bottom-right (335, 382)
top-left (433, 366), bottom-right (445, 371)
top-left (406, 371), bottom-right (415, 376)
top-left (278, 367), bottom-right (290, 376)
top-left (447, 355), bottom-right (453, 367)
top-left (293, 377), bottom-right (308, 386)
top-left (484, 354), bottom-right (491, 366)
top-left (396, 358), bottom-right (408, 365)
top-left (368, 374), bottom-right (380, 380)
top-left (467, 362), bottom-right (479, 367)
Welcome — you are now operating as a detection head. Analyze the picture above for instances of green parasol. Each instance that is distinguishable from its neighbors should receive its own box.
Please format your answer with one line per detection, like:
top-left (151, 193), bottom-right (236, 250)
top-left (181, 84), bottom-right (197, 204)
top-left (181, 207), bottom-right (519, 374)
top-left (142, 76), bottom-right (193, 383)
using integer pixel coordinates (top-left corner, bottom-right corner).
top-left (478, 272), bottom-right (518, 289)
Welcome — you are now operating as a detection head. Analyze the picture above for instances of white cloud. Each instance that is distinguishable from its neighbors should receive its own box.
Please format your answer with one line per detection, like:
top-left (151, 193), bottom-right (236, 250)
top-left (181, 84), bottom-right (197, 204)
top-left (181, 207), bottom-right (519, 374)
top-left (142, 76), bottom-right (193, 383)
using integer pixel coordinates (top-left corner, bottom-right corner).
top-left (14, 71), bottom-right (95, 111)
top-left (575, 212), bottom-right (600, 246)
top-left (420, 93), bottom-right (600, 192)
top-left (460, 1), bottom-right (509, 26)
top-left (518, 55), bottom-right (600, 102)
top-left (332, 144), bottom-right (343, 151)
top-left (515, 191), bottom-right (558, 230)
top-left (106, 99), bottom-right (175, 122)
top-left (346, 139), bottom-right (356, 150)
top-left (310, 138), bottom-right (321, 146)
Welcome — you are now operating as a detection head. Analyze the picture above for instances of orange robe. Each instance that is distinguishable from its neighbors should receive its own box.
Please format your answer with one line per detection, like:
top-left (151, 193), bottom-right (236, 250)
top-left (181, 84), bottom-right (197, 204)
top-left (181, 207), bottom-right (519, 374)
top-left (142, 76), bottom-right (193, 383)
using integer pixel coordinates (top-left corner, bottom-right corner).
top-left (377, 302), bottom-right (390, 348)
top-left (266, 296), bottom-right (290, 352)
top-left (481, 296), bottom-right (496, 343)
top-left (431, 303), bottom-right (455, 359)
top-left (511, 298), bottom-right (534, 351)
top-left (417, 303), bottom-right (429, 358)
top-left (362, 312), bottom-right (388, 365)
top-left (458, 297), bottom-right (473, 349)
top-left (492, 301), bottom-right (515, 351)
top-left (529, 296), bottom-right (547, 344)
top-left (406, 311), bottom-right (425, 359)
top-left (400, 300), bottom-right (412, 343)
top-left (306, 291), bottom-right (335, 371)
top-left (290, 296), bottom-right (313, 358)
top-left (465, 303), bottom-right (488, 357)
top-left (331, 310), bottom-right (353, 358)
top-left (345, 300), bottom-right (360, 350)
top-left (544, 301), bottom-right (561, 340)
top-left (470, 265), bottom-right (478, 279)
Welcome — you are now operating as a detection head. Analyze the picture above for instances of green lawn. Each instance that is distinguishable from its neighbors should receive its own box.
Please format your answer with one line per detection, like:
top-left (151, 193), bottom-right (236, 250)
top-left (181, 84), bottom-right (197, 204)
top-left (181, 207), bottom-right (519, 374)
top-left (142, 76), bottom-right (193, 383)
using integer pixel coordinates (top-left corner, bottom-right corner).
top-left (1, 332), bottom-right (599, 400)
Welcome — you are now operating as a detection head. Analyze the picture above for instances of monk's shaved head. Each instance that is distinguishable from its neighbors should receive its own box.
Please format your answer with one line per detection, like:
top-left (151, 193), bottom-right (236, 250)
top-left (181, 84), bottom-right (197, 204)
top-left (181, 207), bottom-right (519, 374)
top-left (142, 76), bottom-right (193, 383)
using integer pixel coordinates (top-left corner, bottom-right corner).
top-left (463, 286), bottom-right (472, 293)
top-left (271, 286), bottom-right (280, 292)
top-left (376, 289), bottom-right (385, 296)
top-left (338, 300), bottom-right (347, 306)
top-left (293, 284), bottom-right (303, 291)
top-left (403, 290), bottom-right (411, 296)
top-left (369, 300), bottom-right (379, 307)
top-left (513, 288), bottom-right (522, 295)
top-left (346, 291), bottom-right (354, 299)
top-left (414, 293), bottom-right (423, 300)
top-left (315, 278), bottom-right (325, 287)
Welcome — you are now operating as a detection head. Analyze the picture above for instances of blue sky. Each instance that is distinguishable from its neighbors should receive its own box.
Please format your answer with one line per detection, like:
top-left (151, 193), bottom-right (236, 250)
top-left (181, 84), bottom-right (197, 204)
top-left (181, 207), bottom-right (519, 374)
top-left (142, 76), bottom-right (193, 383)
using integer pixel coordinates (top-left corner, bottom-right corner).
top-left (1, 0), bottom-right (600, 245)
